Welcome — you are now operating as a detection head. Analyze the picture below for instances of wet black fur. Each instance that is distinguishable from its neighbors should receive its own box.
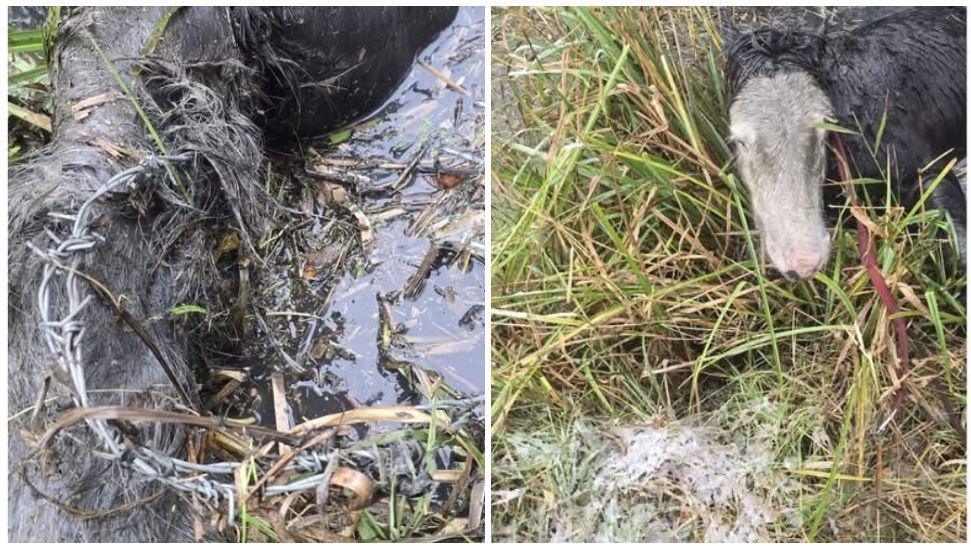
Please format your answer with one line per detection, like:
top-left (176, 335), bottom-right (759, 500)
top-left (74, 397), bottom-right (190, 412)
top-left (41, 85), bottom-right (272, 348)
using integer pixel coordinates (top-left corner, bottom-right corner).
top-left (231, 7), bottom-right (459, 140)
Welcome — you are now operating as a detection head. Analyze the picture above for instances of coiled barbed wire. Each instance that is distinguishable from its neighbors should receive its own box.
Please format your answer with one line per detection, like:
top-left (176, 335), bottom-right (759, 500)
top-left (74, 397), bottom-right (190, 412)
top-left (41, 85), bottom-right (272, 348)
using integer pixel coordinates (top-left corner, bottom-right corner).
top-left (28, 154), bottom-right (482, 523)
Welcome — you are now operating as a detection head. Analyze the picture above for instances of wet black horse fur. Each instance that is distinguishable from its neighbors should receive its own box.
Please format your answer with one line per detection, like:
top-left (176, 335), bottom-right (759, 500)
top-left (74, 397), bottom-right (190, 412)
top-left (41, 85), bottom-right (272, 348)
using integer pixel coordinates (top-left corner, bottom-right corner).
top-left (7, 6), bottom-right (455, 541)
top-left (724, 7), bottom-right (966, 248)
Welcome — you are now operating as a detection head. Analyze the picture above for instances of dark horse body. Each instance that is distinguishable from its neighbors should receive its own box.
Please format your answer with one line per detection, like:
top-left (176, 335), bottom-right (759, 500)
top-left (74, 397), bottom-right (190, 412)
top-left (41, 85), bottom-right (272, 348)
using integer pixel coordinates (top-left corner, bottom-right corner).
top-left (7, 6), bottom-right (455, 541)
top-left (725, 7), bottom-right (966, 279)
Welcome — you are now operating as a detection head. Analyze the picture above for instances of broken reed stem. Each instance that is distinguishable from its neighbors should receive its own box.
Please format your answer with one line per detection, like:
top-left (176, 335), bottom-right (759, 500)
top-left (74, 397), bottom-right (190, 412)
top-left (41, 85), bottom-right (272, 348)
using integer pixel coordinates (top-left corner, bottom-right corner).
top-left (830, 132), bottom-right (910, 427)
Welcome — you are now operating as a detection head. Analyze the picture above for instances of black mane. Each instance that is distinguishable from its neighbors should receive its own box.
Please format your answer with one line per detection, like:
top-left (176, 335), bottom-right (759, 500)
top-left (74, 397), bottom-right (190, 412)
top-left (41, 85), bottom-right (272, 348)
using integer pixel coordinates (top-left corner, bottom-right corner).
top-left (724, 28), bottom-right (825, 100)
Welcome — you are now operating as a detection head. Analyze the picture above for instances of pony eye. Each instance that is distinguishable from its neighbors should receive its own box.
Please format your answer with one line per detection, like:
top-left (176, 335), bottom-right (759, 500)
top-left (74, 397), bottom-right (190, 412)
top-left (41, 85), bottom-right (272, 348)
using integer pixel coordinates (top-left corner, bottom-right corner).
top-left (730, 135), bottom-right (749, 149)
top-left (728, 126), bottom-right (753, 149)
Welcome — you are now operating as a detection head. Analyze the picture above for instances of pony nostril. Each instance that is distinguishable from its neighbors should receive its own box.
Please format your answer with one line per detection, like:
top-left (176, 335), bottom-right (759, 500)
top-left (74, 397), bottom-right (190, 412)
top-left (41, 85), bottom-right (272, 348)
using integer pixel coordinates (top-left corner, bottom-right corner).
top-left (782, 245), bottom-right (826, 280)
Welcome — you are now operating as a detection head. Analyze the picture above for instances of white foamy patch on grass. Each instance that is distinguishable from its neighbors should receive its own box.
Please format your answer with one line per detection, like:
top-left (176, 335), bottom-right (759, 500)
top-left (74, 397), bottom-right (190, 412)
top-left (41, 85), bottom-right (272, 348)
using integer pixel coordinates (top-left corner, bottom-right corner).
top-left (500, 419), bottom-right (801, 542)
top-left (588, 424), bottom-right (785, 542)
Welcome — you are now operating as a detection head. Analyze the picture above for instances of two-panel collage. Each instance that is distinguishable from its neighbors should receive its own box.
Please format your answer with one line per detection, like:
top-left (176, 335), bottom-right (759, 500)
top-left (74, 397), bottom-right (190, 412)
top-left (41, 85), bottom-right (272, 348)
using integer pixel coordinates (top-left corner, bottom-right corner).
top-left (1, 2), bottom-right (967, 544)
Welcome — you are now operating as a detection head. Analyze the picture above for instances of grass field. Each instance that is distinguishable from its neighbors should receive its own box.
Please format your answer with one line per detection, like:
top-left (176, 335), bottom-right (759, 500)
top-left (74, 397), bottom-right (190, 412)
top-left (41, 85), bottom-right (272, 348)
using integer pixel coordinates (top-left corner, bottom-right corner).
top-left (7, 19), bottom-right (53, 158)
top-left (490, 6), bottom-right (966, 542)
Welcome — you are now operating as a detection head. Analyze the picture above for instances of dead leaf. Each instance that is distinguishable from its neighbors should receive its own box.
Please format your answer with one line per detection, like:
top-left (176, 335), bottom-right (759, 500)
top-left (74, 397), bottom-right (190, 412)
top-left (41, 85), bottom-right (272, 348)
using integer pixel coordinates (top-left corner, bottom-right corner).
top-left (88, 137), bottom-right (138, 159)
top-left (271, 373), bottom-right (290, 456)
top-left (435, 171), bottom-right (466, 189)
top-left (897, 282), bottom-right (930, 318)
top-left (214, 232), bottom-right (240, 261)
top-left (330, 467), bottom-right (374, 510)
top-left (317, 182), bottom-right (351, 205)
top-left (289, 406), bottom-right (434, 435)
top-left (849, 205), bottom-right (886, 238)
top-left (72, 92), bottom-right (123, 121)
top-left (301, 247), bottom-right (341, 280)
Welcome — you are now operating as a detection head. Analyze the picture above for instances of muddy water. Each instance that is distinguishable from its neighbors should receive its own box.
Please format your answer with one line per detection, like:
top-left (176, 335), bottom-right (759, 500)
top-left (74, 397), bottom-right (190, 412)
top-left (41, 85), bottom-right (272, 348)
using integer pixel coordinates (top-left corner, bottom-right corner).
top-left (241, 7), bottom-right (485, 428)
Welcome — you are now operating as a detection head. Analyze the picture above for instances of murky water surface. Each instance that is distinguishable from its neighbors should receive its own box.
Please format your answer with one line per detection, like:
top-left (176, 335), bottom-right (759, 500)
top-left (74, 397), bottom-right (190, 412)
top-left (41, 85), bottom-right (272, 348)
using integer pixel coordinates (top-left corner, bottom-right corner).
top-left (236, 7), bottom-right (484, 428)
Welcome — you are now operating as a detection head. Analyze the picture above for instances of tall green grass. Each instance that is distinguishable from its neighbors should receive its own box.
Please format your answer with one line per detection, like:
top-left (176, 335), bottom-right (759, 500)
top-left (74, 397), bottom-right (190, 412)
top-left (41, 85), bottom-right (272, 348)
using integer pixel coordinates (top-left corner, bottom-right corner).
top-left (491, 7), bottom-right (965, 541)
top-left (8, 23), bottom-right (52, 157)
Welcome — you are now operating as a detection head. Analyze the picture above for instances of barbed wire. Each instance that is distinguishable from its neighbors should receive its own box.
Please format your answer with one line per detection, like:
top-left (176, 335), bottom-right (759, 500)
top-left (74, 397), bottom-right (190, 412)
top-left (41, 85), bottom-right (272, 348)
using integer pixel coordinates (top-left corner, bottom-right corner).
top-left (29, 154), bottom-right (483, 524)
